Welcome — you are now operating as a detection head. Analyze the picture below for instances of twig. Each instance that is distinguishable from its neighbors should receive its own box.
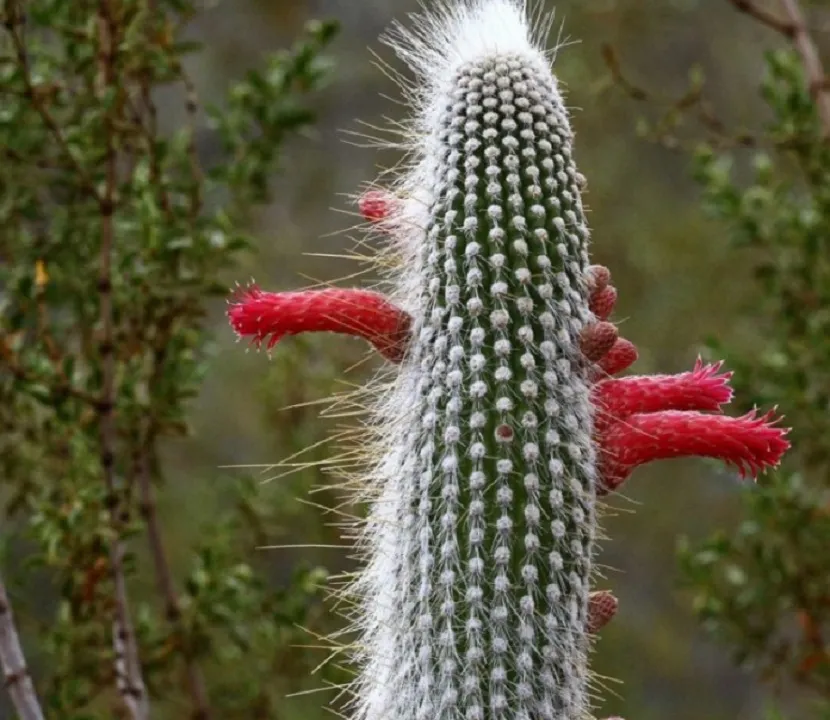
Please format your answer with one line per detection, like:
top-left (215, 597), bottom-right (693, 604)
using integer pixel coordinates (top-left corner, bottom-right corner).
top-left (728, 0), bottom-right (830, 138)
top-left (176, 66), bottom-right (204, 221)
top-left (0, 571), bottom-right (45, 720)
top-left (600, 43), bottom-right (759, 150)
top-left (3, 1), bottom-right (101, 203)
top-left (132, 5), bottom-right (211, 711)
top-left (0, 337), bottom-right (102, 407)
top-left (136, 420), bottom-right (212, 719)
top-left (95, 3), bottom-right (149, 718)
top-left (727, 0), bottom-right (796, 35)
top-left (778, 0), bottom-right (830, 138)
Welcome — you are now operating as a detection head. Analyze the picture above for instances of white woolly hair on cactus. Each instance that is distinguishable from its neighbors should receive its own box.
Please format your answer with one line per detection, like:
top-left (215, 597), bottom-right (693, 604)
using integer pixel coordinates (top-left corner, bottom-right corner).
top-left (343, 2), bottom-right (601, 719)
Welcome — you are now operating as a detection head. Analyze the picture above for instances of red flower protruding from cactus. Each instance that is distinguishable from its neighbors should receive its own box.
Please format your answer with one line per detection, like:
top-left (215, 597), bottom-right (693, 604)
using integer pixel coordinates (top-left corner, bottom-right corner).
top-left (593, 359), bottom-right (734, 434)
top-left (597, 408), bottom-right (790, 494)
top-left (579, 267), bottom-right (788, 493)
top-left (587, 264), bottom-right (617, 321)
top-left (227, 285), bottom-right (411, 362)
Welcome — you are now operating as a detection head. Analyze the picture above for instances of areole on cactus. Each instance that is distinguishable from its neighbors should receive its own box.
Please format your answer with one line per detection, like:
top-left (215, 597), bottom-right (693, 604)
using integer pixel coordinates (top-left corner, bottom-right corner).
top-left (228, 1), bottom-right (790, 717)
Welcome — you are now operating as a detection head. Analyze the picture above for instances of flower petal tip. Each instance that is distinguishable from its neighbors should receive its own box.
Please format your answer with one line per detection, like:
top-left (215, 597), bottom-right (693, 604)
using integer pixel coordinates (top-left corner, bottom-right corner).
top-left (689, 360), bottom-right (735, 409)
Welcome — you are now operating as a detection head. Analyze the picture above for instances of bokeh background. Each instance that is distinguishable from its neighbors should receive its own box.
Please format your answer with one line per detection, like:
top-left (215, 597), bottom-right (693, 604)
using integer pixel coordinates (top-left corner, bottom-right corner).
top-left (149, 1), bottom-right (819, 718)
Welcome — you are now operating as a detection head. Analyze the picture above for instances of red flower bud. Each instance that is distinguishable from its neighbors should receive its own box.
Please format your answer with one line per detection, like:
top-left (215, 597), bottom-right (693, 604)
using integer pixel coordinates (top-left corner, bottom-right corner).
top-left (358, 190), bottom-right (393, 223)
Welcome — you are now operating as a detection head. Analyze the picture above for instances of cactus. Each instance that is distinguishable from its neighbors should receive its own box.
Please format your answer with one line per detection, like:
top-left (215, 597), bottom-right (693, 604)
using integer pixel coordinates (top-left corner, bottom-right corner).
top-left (228, 1), bottom-right (790, 717)
top-left (354, 5), bottom-right (601, 719)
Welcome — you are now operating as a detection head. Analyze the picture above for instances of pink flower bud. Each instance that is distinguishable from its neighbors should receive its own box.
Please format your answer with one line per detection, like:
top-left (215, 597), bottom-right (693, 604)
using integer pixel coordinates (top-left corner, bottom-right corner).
top-left (358, 190), bottom-right (392, 223)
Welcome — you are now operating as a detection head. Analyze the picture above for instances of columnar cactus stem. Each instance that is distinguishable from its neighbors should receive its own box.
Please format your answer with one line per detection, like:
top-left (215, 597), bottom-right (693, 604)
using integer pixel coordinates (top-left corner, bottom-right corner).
top-left (355, 4), bottom-right (603, 718)
top-left (228, 1), bottom-right (791, 718)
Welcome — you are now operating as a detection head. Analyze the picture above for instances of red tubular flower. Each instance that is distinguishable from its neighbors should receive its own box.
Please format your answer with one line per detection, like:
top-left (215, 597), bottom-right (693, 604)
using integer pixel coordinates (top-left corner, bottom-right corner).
top-left (592, 359), bottom-right (734, 434)
top-left (597, 408), bottom-right (790, 495)
top-left (227, 285), bottom-right (411, 362)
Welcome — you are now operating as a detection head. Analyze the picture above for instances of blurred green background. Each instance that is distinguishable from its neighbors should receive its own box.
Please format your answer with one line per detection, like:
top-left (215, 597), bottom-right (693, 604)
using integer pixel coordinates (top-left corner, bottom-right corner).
top-left (149, 0), bottom-right (820, 718)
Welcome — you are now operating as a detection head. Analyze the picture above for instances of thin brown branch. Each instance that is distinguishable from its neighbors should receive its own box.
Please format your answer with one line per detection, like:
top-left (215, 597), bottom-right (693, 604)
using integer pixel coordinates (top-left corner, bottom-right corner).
top-left (0, 336), bottom-right (102, 407)
top-left (135, 66), bottom-right (173, 220)
top-left (727, 0), bottom-right (797, 35)
top-left (0, 572), bottom-right (45, 720)
top-left (600, 43), bottom-right (760, 150)
top-left (136, 438), bottom-right (212, 720)
top-left (3, 1), bottom-right (101, 203)
top-left (601, 44), bottom-right (650, 101)
top-left (728, 0), bottom-right (830, 139)
top-left (129, 16), bottom-right (209, 712)
top-left (177, 67), bottom-right (204, 221)
top-left (778, 0), bottom-right (830, 138)
top-left (135, 331), bottom-right (212, 718)
top-left (95, 3), bottom-right (149, 718)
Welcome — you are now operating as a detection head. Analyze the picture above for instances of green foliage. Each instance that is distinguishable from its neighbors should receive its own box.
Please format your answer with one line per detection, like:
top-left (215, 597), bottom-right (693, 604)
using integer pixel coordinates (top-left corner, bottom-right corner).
top-left (0, 0), bottom-right (338, 717)
top-left (678, 48), bottom-right (830, 705)
top-left (177, 479), bottom-right (332, 717)
top-left (210, 18), bottom-right (337, 208)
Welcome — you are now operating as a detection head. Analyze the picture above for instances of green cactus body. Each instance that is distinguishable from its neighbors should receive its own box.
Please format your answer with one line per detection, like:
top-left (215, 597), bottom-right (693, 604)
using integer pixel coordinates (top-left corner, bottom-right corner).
top-left (352, 3), bottom-right (598, 719)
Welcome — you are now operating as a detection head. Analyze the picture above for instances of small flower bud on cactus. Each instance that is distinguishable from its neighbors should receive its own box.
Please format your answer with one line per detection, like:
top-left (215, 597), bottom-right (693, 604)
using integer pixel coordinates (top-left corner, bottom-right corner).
top-left (594, 337), bottom-right (638, 377)
top-left (359, 189), bottom-right (394, 223)
top-left (228, 1), bottom-right (790, 716)
top-left (587, 590), bottom-right (619, 635)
